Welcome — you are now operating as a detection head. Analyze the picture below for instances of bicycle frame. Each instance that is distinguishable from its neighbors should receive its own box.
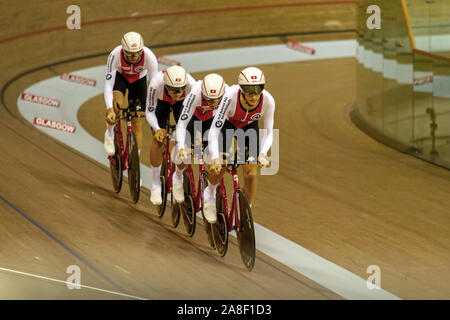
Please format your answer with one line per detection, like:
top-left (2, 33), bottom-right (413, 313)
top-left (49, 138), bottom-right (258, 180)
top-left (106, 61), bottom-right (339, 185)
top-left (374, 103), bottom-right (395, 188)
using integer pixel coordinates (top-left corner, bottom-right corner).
top-left (218, 167), bottom-right (241, 233)
top-left (184, 162), bottom-right (207, 214)
top-left (114, 111), bottom-right (134, 171)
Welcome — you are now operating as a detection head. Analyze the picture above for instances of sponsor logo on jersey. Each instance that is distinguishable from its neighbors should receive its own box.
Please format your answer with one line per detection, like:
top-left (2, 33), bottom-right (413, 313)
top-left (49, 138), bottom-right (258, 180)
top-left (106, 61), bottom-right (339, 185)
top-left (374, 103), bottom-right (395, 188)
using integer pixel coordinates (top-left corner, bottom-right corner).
top-left (148, 106), bottom-right (155, 112)
top-left (251, 76), bottom-right (257, 79)
top-left (215, 120), bottom-right (223, 128)
top-left (61, 73), bottom-right (96, 86)
top-left (210, 89), bottom-right (216, 93)
top-left (21, 93), bottom-right (61, 107)
top-left (106, 73), bottom-right (112, 80)
top-left (33, 117), bottom-right (76, 133)
top-left (134, 66), bottom-right (144, 73)
top-left (251, 113), bottom-right (262, 120)
top-left (181, 114), bottom-right (188, 121)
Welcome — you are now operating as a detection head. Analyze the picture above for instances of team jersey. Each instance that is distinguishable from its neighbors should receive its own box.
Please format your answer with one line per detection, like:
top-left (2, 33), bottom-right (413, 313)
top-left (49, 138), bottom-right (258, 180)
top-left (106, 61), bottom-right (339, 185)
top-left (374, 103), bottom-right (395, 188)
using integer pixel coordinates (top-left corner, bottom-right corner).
top-left (145, 70), bottom-right (196, 131)
top-left (176, 80), bottom-right (229, 148)
top-left (208, 84), bottom-right (275, 159)
top-left (104, 45), bottom-right (158, 109)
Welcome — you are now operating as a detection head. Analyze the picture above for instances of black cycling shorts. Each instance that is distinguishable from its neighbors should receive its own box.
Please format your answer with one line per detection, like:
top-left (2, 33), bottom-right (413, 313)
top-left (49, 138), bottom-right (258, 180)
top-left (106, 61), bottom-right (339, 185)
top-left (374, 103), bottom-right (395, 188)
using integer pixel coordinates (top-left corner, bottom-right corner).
top-left (154, 99), bottom-right (184, 130)
top-left (113, 71), bottom-right (147, 112)
top-left (184, 115), bottom-right (214, 155)
top-left (219, 120), bottom-right (259, 165)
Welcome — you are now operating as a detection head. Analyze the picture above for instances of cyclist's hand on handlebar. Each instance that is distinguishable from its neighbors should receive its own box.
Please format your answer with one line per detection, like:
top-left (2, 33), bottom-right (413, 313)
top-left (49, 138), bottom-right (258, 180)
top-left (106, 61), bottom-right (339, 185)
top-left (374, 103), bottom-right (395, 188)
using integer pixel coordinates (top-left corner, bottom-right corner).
top-left (211, 158), bottom-right (223, 175)
top-left (105, 108), bottom-right (116, 125)
top-left (154, 129), bottom-right (167, 143)
top-left (178, 148), bottom-right (189, 160)
top-left (258, 153), bottom-right (270, 168)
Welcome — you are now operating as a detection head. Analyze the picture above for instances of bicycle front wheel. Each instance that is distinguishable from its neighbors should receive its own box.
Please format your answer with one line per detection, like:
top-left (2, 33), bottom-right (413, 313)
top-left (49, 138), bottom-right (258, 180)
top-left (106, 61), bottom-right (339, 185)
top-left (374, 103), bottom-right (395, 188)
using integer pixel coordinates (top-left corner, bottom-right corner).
top-left (127, 132), bottom-right (140, 203)
top-left (211, 186), bottom-right (228, 257)
top-left (236, 189), bottom-right (256, 271)
top-left (109, 130), bottom-right (123, 193)
top-left (180, 170), bottom-right (196, 237)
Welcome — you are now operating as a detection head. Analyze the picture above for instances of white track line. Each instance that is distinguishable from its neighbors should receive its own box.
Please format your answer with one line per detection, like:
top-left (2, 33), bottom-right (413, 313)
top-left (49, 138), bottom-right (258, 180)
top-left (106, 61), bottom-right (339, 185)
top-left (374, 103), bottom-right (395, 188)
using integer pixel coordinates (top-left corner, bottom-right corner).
top-left (0, 267), bottom-right (146, 300)
top-left (17, 40), bottom-right (400, 299)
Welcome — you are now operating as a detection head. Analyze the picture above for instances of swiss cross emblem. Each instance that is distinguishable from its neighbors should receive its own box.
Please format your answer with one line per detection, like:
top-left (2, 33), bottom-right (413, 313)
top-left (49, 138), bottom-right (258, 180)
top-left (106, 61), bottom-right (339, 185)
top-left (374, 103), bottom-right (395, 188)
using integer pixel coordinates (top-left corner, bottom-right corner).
top-left (210, 89), bottom-right (216, 93)
top-left (176, 78), bottom-right (181, 82)
top-left (132, 43), bottom-right (137, 47)
top-left (251, 76), bottom-right (257, 79)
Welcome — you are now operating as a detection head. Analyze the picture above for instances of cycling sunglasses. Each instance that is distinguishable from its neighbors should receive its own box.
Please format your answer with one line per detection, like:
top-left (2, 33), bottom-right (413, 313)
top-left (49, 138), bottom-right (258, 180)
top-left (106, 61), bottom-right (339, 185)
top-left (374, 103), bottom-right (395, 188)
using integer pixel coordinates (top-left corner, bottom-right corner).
top-left (123, 50), bottom-right (142, 58)
top-left (204, 96), bottom-right (221, 104)
top-left (166, 85), bottom-right (186, 94)
top-left (240, 84), bottom-right (264, 95)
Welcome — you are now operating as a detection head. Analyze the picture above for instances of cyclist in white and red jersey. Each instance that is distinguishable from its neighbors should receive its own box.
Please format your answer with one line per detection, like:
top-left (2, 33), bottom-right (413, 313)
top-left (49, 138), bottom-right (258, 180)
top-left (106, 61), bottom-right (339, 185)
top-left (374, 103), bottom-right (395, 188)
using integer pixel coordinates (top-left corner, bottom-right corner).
top-left (104, 31), bottom-right (158, 157)
top-left (145, 65), bottom-right (196, 205)
top-left (204, 67), bottom-right (275, 223)
top-left (172, 73), bottom-right (229, 203)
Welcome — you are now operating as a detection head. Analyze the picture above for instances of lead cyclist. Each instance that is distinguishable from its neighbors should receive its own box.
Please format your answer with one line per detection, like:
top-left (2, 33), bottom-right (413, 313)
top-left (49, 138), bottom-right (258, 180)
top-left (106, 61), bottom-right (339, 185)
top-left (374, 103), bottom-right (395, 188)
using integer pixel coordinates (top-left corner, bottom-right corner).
top-left (103, 31), bottom-right (158, 158)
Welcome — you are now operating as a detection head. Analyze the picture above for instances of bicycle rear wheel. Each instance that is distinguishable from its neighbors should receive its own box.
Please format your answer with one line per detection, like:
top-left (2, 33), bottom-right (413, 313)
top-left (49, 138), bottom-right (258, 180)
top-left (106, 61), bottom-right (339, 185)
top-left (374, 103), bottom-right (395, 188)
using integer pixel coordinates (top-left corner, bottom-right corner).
top-left (127, 132), bottom-right (140, 203)
top-left (157, 150), bottom-right (168, 218)
top-left (109, 130), bottom-right (123, 193)
top-left (180, 170), bottom-right (196, 237)
top-left (211, 186), bottom-right (228, 257)
top-left (201, 171), bottom-right (215, 249)
top-left (236, 189), bottom-right (256, 271)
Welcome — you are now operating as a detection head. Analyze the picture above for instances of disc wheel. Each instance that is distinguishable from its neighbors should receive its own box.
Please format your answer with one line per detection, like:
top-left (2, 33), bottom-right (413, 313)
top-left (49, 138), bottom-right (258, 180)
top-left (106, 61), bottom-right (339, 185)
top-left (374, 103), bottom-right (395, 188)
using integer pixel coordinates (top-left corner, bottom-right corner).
top-left (180, 170), bottom-right (196, 237)
top-left (109, 130), bottom-right (123, 193)
top-left (236, 189), bottom-right (256, 271)
top-left (211, 186), bottom-right (228, 257)
top-left (127, 132), bottom-right (140, 204)
top-left (201, 171), bottom-right (215, 249)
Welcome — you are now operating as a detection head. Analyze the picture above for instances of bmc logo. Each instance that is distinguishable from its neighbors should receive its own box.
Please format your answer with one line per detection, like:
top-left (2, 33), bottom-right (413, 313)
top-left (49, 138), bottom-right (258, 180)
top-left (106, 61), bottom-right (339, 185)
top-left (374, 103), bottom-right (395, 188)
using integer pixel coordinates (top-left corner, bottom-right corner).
top-left (210, 89), bottom-right (216, 93)
top-left (251, 76), bottom-right (257, 79)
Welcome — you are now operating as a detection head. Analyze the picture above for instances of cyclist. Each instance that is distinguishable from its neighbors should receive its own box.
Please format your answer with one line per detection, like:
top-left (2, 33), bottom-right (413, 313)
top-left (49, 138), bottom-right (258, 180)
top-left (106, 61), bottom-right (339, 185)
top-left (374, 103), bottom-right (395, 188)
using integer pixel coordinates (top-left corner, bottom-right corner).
top-left (173, 73), bottom-right (229, 203)
top-left (104, 31), bottom-right (158, 157)
top-left (145, 65), bottom-right (196, 205)
top-left (204, 67), bottom-right (275, 223)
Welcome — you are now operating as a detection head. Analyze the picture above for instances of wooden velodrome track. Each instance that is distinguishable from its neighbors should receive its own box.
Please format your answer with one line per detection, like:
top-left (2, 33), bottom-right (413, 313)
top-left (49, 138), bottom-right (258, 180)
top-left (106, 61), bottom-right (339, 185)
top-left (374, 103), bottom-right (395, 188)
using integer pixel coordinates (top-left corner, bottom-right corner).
top-left (1, 0), bottom-right (450, 300)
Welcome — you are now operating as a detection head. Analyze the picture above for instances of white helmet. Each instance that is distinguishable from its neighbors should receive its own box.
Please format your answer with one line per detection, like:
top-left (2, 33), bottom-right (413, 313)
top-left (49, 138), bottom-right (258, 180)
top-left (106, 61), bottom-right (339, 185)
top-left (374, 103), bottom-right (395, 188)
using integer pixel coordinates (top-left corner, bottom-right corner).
top-left (201, 73), bottom-right (225, 100)
top-left (164, 65), bottom-right (188, 88)
top-left (121, 31), bottom-right (143, 53)
top-left (238, 67), bottom-right (265, 85)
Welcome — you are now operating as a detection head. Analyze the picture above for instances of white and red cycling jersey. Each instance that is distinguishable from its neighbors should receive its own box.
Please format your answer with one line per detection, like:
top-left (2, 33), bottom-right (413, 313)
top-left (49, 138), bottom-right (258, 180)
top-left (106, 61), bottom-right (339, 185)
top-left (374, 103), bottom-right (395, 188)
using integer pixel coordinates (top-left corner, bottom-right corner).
top-left (208, 84), bottom-right (275, 159)
top-left (176, 80), bottom-right (229, 147)
top-left (104, 45), bottom-right (158, 109)
top-left (145, 70), bottom-right (196, 131)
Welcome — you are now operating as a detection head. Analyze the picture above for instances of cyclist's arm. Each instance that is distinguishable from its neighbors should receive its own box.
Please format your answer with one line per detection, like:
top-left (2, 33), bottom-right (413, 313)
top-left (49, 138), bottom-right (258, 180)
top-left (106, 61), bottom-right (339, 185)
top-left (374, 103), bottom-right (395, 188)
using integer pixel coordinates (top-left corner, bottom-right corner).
top-left (260, 92), bottom-right (275, 156)
top-left (104, 46), bottom-right (120, 109)
top-left (176, 91), bottom-right (198, 147)
top-left (208, 95), bottom-right (234, 160)
top-left (145, 80), bottom-right (161, 131)
top-left (143, 47), bottom-right (158, 81)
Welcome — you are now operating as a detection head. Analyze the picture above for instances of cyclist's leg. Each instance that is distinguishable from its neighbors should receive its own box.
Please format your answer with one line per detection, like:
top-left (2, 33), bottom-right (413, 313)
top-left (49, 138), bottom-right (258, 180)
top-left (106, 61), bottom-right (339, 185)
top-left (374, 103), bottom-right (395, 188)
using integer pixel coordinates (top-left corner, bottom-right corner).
top-left (203, 120), bottom-right (230, 223)
top-left (242, 164), bottom-right (258, 205)
top-left (241, 121), bottom-right (260, 206)
top-left (172, 113), bottom-right (197, 202)
top-left (129, 75), bottom-right (147, 151)
top-left (104, 72), bottom-right (126, 155)
top-left (149, 102), bottom-right (170, 205)
top-left (149, 102), bottom-right (170, 167)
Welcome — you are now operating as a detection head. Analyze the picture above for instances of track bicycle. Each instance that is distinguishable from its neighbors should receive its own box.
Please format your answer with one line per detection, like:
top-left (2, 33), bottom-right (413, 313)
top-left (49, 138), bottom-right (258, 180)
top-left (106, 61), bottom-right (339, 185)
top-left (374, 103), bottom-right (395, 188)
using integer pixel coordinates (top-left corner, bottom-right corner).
top-left (108, 99), bottom-right (142, 204)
